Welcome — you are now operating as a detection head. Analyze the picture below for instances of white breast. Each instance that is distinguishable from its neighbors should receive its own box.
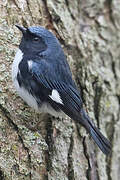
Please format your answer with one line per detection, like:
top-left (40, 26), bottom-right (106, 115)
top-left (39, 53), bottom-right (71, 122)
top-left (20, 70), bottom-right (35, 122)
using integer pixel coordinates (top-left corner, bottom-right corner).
top-left (12, 49), bottom-right (23, 82)
top-left (12, 49), bottom-right (39, 110)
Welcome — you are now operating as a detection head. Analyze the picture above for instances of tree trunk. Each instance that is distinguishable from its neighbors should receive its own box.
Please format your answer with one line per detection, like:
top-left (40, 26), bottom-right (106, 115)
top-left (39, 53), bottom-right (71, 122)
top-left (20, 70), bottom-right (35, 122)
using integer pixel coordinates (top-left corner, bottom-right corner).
top-left (0, 0), bottom-right (120, 179)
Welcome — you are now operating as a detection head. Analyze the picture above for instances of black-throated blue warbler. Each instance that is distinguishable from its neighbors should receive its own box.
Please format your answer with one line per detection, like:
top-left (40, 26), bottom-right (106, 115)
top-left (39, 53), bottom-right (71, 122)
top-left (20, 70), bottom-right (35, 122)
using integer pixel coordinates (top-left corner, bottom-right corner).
top-left (12, 25), bottom-right (111, 155)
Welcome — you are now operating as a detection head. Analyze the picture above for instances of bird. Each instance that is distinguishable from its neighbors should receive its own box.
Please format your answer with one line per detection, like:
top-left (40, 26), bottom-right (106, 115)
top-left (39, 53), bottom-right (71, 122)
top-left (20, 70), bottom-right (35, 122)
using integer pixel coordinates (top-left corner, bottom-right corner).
top-left (12, 25), bottom-right (111, 155)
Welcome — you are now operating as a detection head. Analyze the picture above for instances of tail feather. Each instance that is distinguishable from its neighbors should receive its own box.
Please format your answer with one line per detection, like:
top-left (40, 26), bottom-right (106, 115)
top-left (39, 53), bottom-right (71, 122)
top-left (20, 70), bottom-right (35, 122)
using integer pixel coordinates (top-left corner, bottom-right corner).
top-left (80, 109), bottom-right (111, 155)
top-left (90, 125), bottom-right (111, 155)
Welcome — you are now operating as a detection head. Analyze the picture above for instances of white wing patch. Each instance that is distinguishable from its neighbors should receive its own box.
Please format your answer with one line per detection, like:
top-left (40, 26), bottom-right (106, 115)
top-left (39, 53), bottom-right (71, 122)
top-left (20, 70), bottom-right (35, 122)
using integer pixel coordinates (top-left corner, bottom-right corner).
top-left (28, 60), bottom-right (33, 70)
top-left (49, 89), bottom-right (63, 105)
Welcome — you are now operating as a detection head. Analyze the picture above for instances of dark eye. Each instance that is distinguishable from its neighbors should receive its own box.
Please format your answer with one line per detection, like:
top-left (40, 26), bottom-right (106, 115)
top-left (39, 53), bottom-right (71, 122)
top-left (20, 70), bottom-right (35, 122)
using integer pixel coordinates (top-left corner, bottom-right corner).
top-left (33, 37), bottom-right (39, 42)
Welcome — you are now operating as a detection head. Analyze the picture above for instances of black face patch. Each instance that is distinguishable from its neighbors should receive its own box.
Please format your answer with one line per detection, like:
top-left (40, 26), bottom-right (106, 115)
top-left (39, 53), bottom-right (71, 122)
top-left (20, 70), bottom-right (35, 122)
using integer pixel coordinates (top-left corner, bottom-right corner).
top-left (19, 31), bottom-right (47, 56)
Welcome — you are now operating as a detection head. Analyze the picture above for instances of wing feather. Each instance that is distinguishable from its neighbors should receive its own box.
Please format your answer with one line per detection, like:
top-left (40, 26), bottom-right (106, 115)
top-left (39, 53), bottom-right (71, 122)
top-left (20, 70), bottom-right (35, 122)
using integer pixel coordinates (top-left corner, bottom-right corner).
top-left (29, 60), bottom-right (83, 119)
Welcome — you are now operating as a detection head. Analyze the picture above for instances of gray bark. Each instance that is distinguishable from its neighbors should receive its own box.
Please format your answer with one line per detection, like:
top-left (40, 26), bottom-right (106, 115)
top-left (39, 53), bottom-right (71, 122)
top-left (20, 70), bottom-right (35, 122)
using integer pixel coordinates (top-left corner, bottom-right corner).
top-left (0, 0), bottom-right (120, 179)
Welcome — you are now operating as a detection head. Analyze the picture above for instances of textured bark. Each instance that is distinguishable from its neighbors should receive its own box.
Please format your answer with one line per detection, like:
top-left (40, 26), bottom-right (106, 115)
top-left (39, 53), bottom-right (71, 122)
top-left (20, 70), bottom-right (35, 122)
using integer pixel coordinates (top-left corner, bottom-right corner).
top-left (0, 0), bottom-right (120, 179)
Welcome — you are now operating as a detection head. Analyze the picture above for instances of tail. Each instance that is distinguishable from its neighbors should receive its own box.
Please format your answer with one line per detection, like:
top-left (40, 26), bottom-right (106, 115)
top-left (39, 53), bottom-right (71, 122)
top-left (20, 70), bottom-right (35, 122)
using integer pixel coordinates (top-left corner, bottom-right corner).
top-left (89, 122), bottom-right (111, 155)
top-left (80, 109), bottom-right (111, 155)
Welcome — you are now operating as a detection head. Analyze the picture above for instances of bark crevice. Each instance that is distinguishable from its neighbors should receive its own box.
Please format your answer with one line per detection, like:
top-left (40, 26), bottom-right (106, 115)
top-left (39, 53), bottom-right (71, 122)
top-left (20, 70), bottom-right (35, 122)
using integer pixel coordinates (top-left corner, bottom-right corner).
top-left (0, 104), bottom-right (32, 179)
top-left (67, 134), bottom-right (74, 180)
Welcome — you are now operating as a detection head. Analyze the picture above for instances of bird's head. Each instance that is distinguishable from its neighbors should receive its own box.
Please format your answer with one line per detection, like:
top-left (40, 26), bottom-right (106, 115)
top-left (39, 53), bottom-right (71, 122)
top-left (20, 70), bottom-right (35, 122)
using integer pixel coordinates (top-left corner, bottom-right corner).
top-left (16, 25), bottom-right (61, 57)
